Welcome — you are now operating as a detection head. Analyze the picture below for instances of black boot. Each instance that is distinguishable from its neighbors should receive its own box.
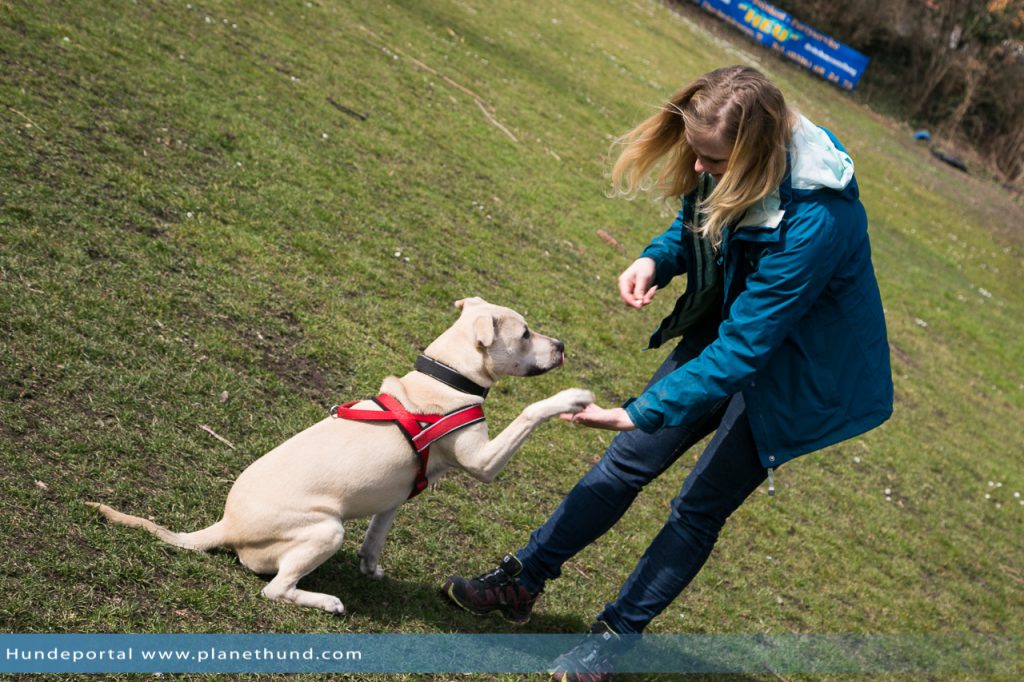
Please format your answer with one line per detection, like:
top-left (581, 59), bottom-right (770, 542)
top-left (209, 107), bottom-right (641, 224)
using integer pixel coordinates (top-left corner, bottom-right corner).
top-left (442, 553), bottom-right (539, 624)
top-left (549, 621), bottom-right (624, 682)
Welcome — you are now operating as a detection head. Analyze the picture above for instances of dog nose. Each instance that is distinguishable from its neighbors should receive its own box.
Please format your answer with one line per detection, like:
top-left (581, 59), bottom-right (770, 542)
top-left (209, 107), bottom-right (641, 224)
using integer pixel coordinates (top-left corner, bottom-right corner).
top-left (554, 340), bottom-right (565, 353)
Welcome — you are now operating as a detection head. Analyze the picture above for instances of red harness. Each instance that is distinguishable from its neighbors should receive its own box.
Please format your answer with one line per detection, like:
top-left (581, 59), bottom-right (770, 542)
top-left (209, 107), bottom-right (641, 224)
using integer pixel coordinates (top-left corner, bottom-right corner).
top-left (331, 393), bottom-right (485, 499)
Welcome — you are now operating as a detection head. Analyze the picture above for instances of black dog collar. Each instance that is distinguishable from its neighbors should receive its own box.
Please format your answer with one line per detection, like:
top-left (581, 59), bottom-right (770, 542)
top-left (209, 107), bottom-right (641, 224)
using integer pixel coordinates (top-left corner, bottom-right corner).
top-left (415, 355), bottom-right (489, 398)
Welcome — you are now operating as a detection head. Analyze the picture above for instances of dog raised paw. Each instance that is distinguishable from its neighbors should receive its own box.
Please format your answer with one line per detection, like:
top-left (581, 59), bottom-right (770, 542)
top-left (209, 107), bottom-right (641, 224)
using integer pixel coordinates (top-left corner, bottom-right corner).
top-left (548, 388), bottom-right (596, 414)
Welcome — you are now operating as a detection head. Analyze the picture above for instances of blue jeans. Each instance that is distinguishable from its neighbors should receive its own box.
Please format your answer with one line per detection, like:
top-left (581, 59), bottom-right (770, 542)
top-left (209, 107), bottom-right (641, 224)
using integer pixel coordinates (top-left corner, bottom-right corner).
top-left (515, 339), bottom-right (767, 634)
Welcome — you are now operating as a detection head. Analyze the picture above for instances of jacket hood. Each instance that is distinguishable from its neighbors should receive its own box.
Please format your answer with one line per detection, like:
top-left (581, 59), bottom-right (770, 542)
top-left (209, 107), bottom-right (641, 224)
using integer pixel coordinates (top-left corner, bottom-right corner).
top-left (789, 114), bottom-right (855, 191)
top-left (735, 115), bottom-right (856, 231)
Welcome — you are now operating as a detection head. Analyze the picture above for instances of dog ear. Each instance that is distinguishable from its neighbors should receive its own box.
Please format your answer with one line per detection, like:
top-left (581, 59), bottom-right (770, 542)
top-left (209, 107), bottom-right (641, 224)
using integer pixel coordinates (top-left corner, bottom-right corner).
top-left (455, 297), bottom-right (485, 311)
top-left (472, 313), bottom-right (496, 348)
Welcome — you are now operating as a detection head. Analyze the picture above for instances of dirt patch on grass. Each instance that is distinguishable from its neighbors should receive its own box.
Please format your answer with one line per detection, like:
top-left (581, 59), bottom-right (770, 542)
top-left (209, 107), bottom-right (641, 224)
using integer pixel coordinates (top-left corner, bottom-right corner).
top-left (252, 310), bottom-right (333, 401)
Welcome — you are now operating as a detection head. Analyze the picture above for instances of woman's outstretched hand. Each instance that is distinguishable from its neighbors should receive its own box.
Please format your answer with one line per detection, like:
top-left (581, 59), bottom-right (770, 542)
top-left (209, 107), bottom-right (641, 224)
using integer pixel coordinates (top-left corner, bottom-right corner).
top-left (560, 404), bottom-right (636, 431)
top-left (617, 257), bottom-right (658, 309)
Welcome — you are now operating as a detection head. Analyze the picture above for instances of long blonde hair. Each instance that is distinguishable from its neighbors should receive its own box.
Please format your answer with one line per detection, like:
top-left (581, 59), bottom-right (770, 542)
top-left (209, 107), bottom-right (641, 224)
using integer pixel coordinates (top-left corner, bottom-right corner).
top-left (611, 66), bottom-right (794, 246)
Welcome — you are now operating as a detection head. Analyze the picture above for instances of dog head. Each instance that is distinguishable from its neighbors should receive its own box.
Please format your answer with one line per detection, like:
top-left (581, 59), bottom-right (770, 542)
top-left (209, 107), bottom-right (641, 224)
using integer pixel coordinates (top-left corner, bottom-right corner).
top-left (449, 297), bottom-right (565, 378)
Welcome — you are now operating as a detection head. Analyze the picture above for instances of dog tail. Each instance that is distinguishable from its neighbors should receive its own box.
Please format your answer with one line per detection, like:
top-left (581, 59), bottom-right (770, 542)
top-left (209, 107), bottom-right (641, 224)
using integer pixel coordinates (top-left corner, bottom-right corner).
top-left (85, 502), bottom-right (228, 551)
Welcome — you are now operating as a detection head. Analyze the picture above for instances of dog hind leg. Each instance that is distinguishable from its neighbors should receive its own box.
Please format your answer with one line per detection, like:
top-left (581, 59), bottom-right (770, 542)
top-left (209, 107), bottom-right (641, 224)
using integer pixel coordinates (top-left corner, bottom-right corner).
top-left (357, 505), bottom-right (400, 579)
top-left (260, 520), bottom-right (347, 615)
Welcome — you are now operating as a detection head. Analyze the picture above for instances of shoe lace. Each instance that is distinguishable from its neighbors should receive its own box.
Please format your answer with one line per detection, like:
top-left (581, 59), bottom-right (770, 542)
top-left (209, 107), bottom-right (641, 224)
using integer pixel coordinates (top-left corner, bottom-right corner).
top-left (473, 564), bottom-right (512, 586)
top-left (572, 639), bottom-right (617, 673)
top-left (473, 555), bottom-right (521, 586)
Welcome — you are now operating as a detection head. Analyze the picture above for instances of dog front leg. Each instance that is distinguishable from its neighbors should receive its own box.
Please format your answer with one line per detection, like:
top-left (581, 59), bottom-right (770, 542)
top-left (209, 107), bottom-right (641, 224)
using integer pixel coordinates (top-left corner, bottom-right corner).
top-left (358, 506), bottom-right (400, 579)
top-left (455, 388), bottom-right (594, 483)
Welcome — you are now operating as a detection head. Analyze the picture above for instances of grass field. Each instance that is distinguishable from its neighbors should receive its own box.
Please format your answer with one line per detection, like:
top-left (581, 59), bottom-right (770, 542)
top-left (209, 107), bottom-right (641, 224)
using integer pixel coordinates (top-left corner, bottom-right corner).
top-left (1, 0), bottom-right (1022, 680)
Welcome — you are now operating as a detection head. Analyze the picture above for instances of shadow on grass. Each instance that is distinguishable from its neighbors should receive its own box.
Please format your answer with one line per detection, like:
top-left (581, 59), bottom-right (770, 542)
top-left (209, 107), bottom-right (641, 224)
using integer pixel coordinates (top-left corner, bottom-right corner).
top-left (287, 557), bottom-right (773, 680)
top-left (288, 552), bottom-right (591, 634)
top-left (282, 559), bottom-right (771, 681)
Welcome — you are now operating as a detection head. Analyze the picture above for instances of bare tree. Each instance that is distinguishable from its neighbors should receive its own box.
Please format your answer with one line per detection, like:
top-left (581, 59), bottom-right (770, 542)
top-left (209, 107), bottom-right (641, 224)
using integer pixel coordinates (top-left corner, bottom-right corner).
top-left (748, 0), bottom-right (1024, 181)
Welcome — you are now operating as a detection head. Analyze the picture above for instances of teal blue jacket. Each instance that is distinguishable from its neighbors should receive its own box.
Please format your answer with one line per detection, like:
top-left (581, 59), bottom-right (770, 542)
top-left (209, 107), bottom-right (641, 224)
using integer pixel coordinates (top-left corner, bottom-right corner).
top-left (623, 117), bottom-right (893, 469)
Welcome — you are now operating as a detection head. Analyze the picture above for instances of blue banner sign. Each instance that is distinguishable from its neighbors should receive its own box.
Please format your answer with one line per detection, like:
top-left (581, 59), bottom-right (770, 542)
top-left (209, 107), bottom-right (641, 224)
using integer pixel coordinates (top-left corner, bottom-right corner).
top-left (689, 0), bottom-right (870, 90)
top-left (0, 633), bottom-right (1010, 674)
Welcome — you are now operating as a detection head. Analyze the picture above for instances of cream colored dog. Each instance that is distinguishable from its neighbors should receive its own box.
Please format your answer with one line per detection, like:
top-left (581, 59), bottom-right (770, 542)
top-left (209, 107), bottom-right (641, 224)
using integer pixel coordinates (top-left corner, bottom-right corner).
top-left (89, 297), bottom-right (594, 615)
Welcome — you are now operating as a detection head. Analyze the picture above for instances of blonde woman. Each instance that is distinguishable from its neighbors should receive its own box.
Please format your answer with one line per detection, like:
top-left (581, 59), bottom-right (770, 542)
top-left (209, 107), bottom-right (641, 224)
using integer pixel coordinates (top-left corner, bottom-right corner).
top-left (444, 66), bottom-right (894, 681)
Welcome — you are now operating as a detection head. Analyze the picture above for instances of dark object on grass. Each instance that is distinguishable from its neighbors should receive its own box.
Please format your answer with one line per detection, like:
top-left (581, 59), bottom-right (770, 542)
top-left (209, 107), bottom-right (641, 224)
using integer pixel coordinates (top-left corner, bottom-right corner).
top-left (326, 96), bottom-right (369, 121)
top-left (930, 147), bottom-right (968, 173)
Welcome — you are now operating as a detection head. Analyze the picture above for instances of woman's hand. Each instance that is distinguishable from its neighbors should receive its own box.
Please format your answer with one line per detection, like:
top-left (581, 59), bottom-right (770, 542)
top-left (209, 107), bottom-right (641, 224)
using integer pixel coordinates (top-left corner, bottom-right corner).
top-left (617, 257), bottom-right (658, 309)
top-left (560, 404), bottom-right (636, 431)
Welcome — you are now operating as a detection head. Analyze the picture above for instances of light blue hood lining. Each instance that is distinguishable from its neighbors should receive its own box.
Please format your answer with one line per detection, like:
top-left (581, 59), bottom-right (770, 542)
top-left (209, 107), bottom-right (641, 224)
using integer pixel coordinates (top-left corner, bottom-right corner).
top-left (735, 115), bottom-right (855, 230)
top-left (789, 114), bottom-right (855, 191)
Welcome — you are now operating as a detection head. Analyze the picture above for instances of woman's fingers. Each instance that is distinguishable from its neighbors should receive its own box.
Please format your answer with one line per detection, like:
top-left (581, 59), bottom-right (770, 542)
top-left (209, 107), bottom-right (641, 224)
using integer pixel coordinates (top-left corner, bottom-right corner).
top-left (618, 257), bottom-right (658, 308)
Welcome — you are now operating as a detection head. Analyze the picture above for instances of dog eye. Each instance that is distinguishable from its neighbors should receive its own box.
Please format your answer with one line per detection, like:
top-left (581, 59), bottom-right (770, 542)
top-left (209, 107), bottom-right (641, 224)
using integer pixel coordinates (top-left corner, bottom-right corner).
top-left (521, 329), bottom-right (531, 340)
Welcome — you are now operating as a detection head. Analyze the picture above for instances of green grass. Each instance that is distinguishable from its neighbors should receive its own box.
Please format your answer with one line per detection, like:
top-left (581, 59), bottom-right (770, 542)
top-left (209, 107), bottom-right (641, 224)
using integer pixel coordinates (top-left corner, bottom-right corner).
top-left (1, 0), bottom-right (1022, 680)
